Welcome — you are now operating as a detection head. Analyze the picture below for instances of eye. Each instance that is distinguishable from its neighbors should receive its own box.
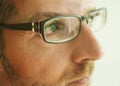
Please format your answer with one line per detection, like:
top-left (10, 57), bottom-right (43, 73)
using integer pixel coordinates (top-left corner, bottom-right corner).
top-left (89, 12), bottom-right (100, 21)
top-left (87, 12), bottom-right (101, 26)
top-left (45, 21), bottom-right (64, 35)
top-left (87, 10), bottom-right (106, 31)
top-left (48, 21), bottom-right (58, 32)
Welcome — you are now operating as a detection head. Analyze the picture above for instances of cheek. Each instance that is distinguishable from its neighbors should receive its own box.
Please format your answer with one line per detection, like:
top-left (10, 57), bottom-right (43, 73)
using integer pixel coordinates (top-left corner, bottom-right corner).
top-left (3, 31), bottom-right (68, 82)
top-left (12, 55), bottom-right (67, 80)
top-left (6, 50), bottom-right (68, 83)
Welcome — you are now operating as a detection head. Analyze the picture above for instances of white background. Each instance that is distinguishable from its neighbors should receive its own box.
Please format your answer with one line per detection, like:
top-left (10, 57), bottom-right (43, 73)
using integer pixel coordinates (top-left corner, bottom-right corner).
top-left (92, 0), bottom-right (120, 86)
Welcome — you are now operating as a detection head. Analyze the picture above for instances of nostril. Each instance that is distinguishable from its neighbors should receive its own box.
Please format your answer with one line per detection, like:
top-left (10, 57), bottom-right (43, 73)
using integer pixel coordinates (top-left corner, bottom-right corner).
top-left (71, 52), bottom-right (90, 64)
top-left (71, 50), bottom-right (103, 64)
top-left (72, 56), bottom-right (86, 63)
top-left (72, 56), bottom-right (92, 64)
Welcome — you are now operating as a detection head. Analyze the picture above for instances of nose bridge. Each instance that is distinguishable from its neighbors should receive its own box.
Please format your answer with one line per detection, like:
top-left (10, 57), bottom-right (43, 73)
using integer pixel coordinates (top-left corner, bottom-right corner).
top-left (78, 16), bottom-right (88, 30)
top-left (80, 16), bottom-right (86, 21)
top-left (71, 22), bottom-right (103, 63)
top-left (78, 16), bottom-right (86, 23)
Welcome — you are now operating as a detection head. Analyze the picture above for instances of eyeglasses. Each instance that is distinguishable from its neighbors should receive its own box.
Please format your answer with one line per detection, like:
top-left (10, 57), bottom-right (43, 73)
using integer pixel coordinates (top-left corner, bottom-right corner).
top-left (0, 8), bottom-right (107, 44)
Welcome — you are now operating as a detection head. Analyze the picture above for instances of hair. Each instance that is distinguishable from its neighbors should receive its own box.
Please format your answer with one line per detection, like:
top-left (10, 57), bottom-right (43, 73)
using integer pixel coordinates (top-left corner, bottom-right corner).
top-left (0, 0), bottom-right (16, 61)
top-left (0, 0), bottom-right (17, 23)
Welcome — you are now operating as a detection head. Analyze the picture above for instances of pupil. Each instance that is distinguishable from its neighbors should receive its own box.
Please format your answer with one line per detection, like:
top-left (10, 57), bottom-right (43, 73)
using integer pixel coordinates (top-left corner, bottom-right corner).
top-left (50, 24), bottom-right (56, 32)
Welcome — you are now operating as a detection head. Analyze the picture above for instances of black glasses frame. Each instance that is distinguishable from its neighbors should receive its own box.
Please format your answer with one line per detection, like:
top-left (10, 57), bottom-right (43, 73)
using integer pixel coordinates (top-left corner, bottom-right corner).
top-left (0, 8), bottom-right (107, 44)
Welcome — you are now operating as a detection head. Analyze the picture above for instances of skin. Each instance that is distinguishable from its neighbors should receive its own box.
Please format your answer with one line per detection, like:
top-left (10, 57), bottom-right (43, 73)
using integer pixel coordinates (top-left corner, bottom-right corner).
top-left (0, 0), bottom-right (103, 86)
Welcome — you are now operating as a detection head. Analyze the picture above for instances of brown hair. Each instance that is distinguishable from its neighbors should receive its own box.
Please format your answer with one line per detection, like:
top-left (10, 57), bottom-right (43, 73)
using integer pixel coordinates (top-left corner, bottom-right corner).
top-left (0, 0), bottom-right (16, 61)
top-left (0, 0), bottom-right (16, 23)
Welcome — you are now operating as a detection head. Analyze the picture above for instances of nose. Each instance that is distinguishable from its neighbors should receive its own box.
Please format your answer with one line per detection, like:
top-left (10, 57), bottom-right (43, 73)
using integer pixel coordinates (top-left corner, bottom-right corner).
top-left (70, 23), bottom-right (103, 63)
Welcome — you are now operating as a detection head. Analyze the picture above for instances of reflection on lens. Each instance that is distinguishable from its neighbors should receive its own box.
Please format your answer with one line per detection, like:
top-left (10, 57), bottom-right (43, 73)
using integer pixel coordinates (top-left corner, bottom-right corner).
top-left (44, 16), bottom-right (80, 43)
top-left (40, 8), bottom-right (106, 43)
top-left (88, 9), bottom-right (106, 31)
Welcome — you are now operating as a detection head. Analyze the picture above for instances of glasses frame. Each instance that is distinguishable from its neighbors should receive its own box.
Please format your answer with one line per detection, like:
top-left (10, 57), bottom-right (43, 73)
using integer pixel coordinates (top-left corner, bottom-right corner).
top-left (0, 8), bottom-right (107, 44)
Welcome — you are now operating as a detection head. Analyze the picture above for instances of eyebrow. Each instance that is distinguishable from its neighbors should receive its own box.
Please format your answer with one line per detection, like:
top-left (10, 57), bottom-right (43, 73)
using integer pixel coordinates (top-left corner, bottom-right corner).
top-left (29, 8), bottom-right (96, 22)
top-left (87, 8), bottom-right (96, 13)
top-left (29, 12), bottom-right (66, 22)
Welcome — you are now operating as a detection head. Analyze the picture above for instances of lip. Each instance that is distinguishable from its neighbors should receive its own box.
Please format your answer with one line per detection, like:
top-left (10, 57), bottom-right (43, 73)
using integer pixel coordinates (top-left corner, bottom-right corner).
top-left (66, 77), bottom-right (90, 86)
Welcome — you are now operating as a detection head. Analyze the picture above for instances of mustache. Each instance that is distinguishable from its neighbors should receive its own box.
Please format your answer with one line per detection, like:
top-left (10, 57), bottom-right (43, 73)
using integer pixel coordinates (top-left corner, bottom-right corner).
top-left (60, 60), bottom-right (95, 83)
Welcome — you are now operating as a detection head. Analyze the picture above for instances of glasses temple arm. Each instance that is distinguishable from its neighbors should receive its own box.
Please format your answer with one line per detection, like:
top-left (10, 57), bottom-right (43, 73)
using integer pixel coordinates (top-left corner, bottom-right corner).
top-left (0, 22), bottom-right (39, 32)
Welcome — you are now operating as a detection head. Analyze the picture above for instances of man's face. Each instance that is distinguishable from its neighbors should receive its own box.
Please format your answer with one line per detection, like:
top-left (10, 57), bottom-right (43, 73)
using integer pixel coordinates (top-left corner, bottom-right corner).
top-left (2, 0), bottom-right (102, 86)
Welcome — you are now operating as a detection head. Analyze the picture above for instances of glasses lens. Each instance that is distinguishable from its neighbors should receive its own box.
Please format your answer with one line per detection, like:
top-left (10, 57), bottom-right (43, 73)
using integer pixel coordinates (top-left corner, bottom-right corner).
top-left (87, 8), bottom-right (107, 31)
top-left (43, 17), bottom-right (80, 43)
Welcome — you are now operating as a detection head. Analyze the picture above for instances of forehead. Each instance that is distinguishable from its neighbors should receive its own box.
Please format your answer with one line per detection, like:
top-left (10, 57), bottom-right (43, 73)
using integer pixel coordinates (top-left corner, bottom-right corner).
top-left (11, 0), bottom-right (95, 22)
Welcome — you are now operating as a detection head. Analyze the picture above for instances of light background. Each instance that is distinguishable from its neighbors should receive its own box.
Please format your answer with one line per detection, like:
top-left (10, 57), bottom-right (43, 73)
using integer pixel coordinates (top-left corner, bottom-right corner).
top-left (91, 0), bottom-right (120, 86)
